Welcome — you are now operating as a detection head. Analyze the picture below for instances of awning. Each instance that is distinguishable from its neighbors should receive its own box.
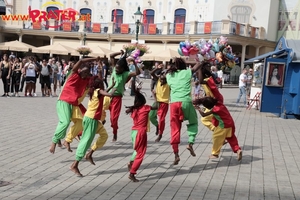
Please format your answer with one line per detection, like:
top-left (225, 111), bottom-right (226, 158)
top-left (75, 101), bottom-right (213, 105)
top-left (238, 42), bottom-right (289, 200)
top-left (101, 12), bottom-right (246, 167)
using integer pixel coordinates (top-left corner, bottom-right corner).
top-left (244, 49), bottom-right (286, 64)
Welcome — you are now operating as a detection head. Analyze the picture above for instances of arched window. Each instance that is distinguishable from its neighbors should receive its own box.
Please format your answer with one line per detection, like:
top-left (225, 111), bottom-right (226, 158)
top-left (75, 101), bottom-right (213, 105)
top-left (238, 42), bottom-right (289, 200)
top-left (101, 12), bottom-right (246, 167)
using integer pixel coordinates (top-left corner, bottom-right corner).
top-left (46, 6), bottom-right (59, 31)
top-left (111, 9), bottom-right (123, 31)
top-left (143, 9), bottom-right (155, 34)
top-left (80, 8), bottom-right (92, 31)
top-left (230, 6), bottom-right (252, 23)
top-left (174, 8), bottom-right (186, 23)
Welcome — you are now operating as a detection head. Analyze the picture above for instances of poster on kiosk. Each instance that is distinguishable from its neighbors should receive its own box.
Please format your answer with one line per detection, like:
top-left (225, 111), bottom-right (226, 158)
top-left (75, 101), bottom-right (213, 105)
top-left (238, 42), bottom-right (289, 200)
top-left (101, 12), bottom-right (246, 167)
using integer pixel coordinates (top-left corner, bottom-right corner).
top-left (244, 37), bottom-right (300, 119)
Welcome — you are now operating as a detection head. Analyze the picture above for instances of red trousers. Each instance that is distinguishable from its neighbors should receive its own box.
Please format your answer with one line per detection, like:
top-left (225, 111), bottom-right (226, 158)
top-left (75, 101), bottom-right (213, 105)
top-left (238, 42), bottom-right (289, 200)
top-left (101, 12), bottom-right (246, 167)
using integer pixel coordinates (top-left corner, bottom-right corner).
top-left (170, 102), bottom-right (184, 153)
top-left (109, 96), bottom-right (122, 135)
top-left (157, 102), bottom-right (169, 135)
top-left (130, 128), bottom-right (147, 174)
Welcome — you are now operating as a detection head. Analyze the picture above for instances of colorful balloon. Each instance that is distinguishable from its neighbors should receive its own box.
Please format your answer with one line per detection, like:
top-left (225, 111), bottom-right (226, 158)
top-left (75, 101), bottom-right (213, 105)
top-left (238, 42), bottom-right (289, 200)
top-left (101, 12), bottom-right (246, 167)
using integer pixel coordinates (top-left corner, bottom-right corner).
top-left (178, 47), bottom-right (184, 56)
top-left (181, 47), bottom-right (189, 56)
top-left (185, 41), bottom-right (191, 49)
top-left (179, 41), bottom-right (186, 49)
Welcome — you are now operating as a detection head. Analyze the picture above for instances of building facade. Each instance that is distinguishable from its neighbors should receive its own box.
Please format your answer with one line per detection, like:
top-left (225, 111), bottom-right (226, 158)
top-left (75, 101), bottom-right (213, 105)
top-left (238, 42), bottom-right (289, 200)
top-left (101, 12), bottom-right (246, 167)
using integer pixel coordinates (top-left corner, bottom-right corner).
top-left (0, 0), bottom-right (281, 69)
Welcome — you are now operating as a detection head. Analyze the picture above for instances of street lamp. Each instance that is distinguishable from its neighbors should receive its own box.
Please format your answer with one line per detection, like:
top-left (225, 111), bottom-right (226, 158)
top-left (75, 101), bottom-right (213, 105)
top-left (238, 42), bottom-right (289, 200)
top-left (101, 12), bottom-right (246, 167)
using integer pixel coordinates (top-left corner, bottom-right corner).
top-left (83, 27), bottom-right (87, 46)
top-left (134, 6), bottom-right (143, 43)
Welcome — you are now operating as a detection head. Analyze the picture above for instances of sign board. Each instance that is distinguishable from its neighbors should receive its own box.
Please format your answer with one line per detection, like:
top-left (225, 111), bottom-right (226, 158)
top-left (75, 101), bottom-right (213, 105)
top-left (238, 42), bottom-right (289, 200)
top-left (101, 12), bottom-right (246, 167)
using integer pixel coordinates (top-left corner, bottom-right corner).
top-left (131, 39), bottom-right (145, 44)
top-left (92, 23), bottom-right (101, 33)
top-left (204, 22), bottom-right (212, 34)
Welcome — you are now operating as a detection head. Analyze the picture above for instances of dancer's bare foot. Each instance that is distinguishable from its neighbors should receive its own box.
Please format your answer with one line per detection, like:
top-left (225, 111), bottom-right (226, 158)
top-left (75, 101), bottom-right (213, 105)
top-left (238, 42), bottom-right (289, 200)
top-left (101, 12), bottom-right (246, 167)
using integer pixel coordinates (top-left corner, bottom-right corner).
top-left (70, 161), bottom-right (83, 177)
top-left (63, 141), bottom-right (72, 152)
top-left (128, 173), bottom-right (139, 182)
top-left (173, 155), bottom-right (180, 165)
top-left (155, 134), bottom-right (162, 142)
top-left (237, 150), bottom-right (242, 161)
top-left (155, 126), bottom-right (159, 135)
top-left (209, 154), bottom-right (219, 159)
top-left (49, 142), bottom-right (56, 154)
top-left (112, 134), bottom-right (117, 142)
top-left (127, 161), bottom-right (133, 171)
top-left (57, 140), bottom-right (62, 148)
top-left (186, 144), bottom-right (196, 157)
top-left (85, 150), bottom-right (95, 165)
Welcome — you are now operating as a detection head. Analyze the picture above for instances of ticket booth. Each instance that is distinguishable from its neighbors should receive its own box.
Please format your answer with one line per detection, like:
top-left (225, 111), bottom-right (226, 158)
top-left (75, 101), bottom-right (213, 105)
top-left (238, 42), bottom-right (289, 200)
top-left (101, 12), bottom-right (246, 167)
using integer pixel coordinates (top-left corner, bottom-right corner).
top-left (244, 37), bottom-right (300, 119)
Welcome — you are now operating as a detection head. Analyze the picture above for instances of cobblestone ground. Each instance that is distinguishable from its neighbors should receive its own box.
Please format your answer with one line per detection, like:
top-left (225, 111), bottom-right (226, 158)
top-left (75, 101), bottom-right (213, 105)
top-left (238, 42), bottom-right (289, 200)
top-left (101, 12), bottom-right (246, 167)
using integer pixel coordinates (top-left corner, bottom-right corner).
top-left (0, 80), bottom-right (299, 200)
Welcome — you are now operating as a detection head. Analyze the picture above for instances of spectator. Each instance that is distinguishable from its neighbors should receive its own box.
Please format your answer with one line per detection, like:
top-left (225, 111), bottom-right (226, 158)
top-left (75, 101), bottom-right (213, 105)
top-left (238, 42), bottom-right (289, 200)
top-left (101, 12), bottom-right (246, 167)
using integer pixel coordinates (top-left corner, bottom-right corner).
top-left (236, 68), bottom-right (247, 106)
top-left (217, 69), bottom-right (223, 89)
top-left (102, 61), bottom-right (109, 88)
top-left (1, 54), bottom-right (12, 97)
top-left (11, 57), bottom-right (22, 97)
top-left (150, 62), bottom-right (162, 97)
top-left (40, 59), bottom-right (52, 97)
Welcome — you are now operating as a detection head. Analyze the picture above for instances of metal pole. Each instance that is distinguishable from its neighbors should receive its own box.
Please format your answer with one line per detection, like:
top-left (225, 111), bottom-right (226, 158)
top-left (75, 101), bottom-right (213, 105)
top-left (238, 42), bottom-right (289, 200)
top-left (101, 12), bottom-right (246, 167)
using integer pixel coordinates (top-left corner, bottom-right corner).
top-left (83, 33), bottom-right (86, 46)
top-left (136, 19), bottom-right (140, 43)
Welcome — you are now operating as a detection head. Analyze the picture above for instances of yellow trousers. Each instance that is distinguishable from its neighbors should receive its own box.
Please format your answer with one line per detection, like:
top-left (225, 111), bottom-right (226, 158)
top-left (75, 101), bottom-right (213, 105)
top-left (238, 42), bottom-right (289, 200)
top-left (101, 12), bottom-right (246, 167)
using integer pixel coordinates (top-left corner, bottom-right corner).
top-left (211, 126), bottom-right (232, 155)
top-left (91, 121), bottom-right (108, 151)
top-left (65, 106), bottom-right (84, 143)
top-left (201, 108), bottom-right (215, 131)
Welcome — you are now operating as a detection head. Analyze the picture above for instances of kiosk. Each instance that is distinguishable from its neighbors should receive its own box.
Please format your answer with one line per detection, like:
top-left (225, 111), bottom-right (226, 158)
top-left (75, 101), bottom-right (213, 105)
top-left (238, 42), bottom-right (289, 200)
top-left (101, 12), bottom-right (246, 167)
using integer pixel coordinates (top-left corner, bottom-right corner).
top-left (245, 37), bottom-right (300, 119)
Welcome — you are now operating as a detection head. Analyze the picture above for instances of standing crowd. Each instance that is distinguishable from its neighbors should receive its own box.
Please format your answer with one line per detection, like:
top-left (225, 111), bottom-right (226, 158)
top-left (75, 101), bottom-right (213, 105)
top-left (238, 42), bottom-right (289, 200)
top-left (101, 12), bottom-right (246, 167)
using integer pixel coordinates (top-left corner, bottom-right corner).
top-left (0, 53), bottom-right (109, 98)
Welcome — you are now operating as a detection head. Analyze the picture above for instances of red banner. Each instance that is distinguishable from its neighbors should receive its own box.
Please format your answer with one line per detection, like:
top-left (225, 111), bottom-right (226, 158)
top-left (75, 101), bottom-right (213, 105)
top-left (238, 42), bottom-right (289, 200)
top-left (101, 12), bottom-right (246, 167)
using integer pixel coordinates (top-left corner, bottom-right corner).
top-left (236, 23), bottom-right (240, 35)
top-left (121, 24), bottom-right (129, 34)
top-left (251, 27), bottom-right (256, 38)
top-left (33, 22), bottom-right (41, 30)
top-left (63, 22), bottom-right (71, 32)
top-left (93, 23), bottom-right (101, 33)
top-left (148, 24), bottom-right (156, 35)
top-left (204, 22), bottom-right (212, 34)
top-left (175, 23), bottom-right (184, 34)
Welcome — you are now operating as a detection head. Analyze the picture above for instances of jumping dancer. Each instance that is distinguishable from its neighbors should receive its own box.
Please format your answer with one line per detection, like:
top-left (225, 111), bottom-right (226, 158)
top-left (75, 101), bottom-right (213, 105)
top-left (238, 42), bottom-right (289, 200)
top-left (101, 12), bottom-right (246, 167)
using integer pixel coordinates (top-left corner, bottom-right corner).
top-left (193, 93), bottom-right (242, 161)
top-left (109, 50), bottom-right (140, 142)
top-left (49, 57), bottom-right (100, 154)
top-left (126, 89), bottom-right (158, 182)
top-left (70, 76), bottom-right (116, 176)
top-left (149, 66), bottom-right (170, 142)
top-left (166, 58), bottom-right (202, 165)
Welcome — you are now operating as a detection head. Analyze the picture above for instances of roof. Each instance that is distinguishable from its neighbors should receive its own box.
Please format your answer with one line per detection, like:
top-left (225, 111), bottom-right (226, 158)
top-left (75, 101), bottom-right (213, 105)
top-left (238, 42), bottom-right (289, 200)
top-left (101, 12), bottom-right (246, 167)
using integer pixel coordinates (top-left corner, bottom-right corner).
top-left (244, 49), bottom-right (286, 64)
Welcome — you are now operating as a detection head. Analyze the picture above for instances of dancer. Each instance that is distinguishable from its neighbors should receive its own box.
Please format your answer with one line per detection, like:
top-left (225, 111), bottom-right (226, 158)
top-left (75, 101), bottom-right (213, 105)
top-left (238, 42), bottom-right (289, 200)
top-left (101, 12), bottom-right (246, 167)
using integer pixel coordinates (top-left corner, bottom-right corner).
top-left (63, 61), bottom-right (113, 152)
top-left (193, 93), bottom-right (242, 161)
top-left (166, 58), bottom-right (202, 165)
top-left (149, 66), bottom-right (170, 142)
top-left (49, 57), bottom-right (100, 154)
top-left (197, 62), bottom-right (219, 132)
top-left (70, 76), bottom-right (115, 176)
top-left (109, 50), bottom-right (141, 142)
top-left (126, 89), bottom-right (158, 182)
top-left (63, 82), bottom-right (115, 151)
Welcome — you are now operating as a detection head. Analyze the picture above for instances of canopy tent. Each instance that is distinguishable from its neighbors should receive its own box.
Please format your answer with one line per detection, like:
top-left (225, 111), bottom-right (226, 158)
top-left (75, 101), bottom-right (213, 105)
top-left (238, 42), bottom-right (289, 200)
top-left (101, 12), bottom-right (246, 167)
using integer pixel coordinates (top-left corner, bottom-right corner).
top-left (31, 43), bottom-right (79, 55)
top-left (89, 46), bottom-right (113, 57)
top-left (151, 49), bottom-right (181, 61)
top-left (0, 40), bottom-right (36, 52)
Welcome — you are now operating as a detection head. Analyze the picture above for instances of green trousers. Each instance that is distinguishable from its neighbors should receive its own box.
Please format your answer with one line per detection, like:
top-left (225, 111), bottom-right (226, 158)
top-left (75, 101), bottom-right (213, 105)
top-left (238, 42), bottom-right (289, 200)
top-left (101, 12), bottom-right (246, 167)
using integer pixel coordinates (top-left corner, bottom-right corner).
top-left (52, 100), bottom-right (72, 143)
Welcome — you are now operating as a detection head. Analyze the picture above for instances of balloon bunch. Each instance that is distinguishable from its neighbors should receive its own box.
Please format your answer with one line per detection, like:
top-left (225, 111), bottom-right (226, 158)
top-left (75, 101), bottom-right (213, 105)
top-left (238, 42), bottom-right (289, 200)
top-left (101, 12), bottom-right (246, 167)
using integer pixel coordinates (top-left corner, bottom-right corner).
top-left (177, 36), bottom-right (237, 71)
top-left (130, 49), bottom-right (142, 63)
top-left (123, 43), bottom-right (150, 63)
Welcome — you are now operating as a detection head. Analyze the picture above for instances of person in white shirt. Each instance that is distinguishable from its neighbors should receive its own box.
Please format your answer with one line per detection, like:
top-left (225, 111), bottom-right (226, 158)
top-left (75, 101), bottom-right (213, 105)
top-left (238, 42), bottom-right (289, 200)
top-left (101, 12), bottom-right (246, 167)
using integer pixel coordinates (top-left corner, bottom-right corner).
top-left (24, 57), bottom-right (38, 97)
top-left (217, 69), bottom-right (223, 88)
top-left (236, 69), bottom-right (248, 106)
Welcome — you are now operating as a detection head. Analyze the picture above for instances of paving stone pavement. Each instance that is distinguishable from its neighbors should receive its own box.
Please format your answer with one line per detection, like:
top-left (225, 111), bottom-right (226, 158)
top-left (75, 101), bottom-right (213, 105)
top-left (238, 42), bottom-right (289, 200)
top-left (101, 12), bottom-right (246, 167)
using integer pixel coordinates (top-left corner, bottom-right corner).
top-left (0, 80), bottom-right (300, 200)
